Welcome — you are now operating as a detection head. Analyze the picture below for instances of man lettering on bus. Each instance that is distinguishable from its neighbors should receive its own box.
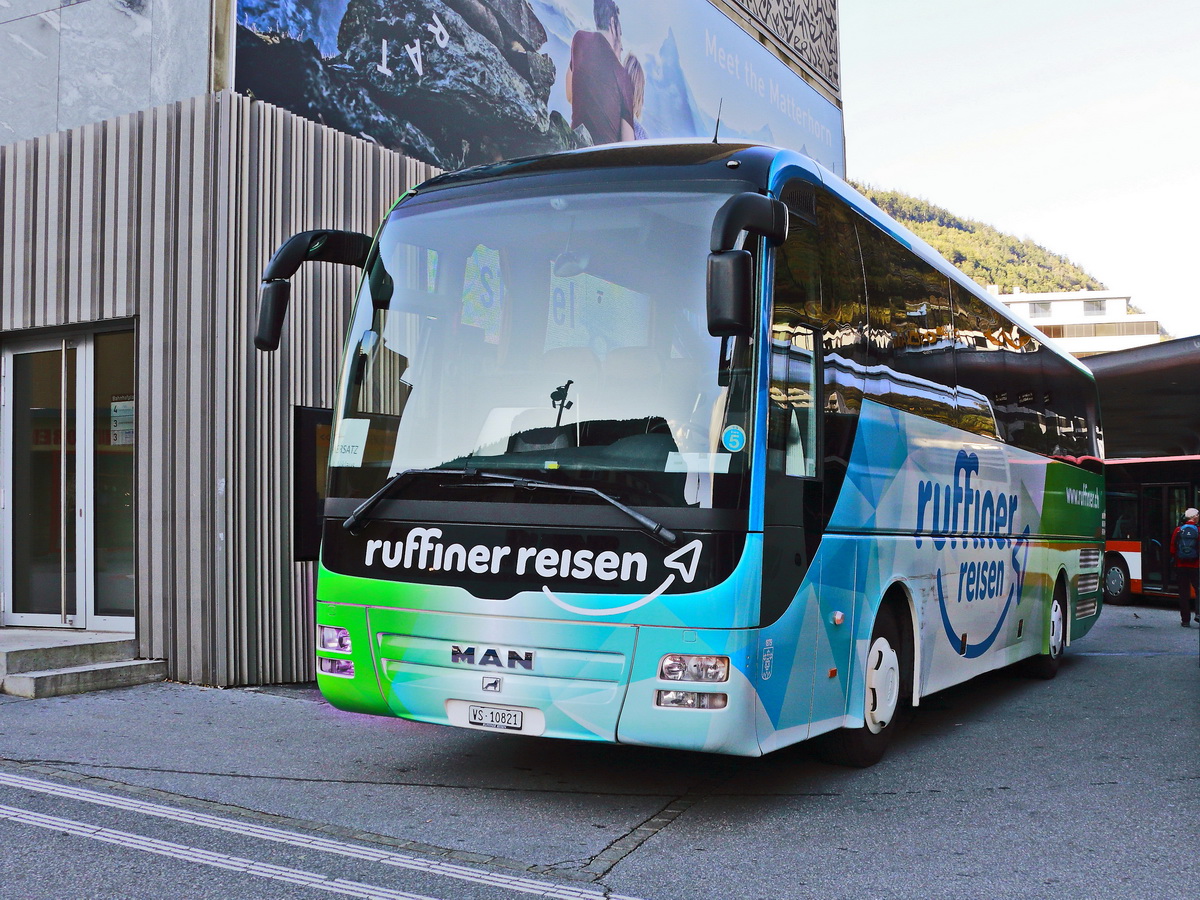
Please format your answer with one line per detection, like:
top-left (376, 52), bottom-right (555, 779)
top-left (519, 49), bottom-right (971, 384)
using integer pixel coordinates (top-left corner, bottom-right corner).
top-left (1169, 507), bottom-right (1200, 626)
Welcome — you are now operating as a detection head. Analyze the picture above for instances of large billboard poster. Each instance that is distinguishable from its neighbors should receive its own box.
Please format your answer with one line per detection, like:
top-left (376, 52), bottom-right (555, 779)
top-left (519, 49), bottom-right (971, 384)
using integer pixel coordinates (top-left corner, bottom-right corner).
top-left (235, 1), bottom-right (844, 175)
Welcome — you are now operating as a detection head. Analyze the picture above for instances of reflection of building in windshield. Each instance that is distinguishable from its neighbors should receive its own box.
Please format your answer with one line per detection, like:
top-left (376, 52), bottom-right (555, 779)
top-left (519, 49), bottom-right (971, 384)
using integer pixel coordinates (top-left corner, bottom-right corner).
top-left (545, 270), bottom-right (650, 360)
top-left (460, 244), bottom-right (504, 343)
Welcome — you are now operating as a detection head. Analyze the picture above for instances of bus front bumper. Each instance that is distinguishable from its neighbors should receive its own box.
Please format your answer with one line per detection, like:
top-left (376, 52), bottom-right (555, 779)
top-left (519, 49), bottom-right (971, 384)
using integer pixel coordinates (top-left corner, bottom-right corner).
top-left (315, 602), bottom-right (762, 755)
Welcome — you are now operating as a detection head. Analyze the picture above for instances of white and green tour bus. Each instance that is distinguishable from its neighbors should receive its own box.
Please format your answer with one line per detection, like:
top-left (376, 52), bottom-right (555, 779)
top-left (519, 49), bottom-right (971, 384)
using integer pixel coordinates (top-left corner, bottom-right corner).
top-left (257, 142), bottom-right (1104, 765)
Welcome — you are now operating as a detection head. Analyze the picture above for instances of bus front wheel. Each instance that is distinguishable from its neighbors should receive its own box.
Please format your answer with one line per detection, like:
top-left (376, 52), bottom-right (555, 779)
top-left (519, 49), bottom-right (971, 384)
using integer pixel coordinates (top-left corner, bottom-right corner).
top-left (1103, 554), bottom-right (1131, 605)
top-left (816, 605), bottom-right (907, 768)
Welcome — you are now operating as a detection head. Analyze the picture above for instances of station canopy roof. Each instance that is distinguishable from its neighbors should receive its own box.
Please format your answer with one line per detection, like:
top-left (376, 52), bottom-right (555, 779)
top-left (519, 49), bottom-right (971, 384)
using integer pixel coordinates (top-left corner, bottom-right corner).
top-left (1085, 336), bottom-right (1200, 460)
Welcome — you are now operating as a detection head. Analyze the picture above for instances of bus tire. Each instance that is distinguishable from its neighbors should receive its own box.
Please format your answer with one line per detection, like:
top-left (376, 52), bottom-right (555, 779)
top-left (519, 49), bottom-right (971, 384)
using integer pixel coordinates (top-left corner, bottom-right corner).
top-left (1023, 580), bottom-right (1067, 680)
top-left (815, 605), bottom-right (906, 768)
top-left (1103, 554), bottom-right (1131, 605)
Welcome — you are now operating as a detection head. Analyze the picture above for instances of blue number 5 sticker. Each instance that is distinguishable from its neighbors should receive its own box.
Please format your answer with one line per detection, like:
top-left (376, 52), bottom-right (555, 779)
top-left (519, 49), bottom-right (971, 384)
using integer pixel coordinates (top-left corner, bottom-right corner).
top-left (721, 425), bottom-right (747, 453)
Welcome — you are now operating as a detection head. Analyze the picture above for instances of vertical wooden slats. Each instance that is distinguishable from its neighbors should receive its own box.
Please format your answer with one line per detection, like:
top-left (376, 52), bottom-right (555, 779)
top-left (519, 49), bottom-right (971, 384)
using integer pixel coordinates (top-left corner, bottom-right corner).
top-left (0, 91), bottom-right (438, 685)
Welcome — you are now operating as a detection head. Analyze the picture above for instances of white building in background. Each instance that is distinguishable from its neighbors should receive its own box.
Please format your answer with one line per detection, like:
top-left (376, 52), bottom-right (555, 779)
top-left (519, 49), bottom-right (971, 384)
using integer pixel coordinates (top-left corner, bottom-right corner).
top-left (993, 288), bottom-right (1168, 358)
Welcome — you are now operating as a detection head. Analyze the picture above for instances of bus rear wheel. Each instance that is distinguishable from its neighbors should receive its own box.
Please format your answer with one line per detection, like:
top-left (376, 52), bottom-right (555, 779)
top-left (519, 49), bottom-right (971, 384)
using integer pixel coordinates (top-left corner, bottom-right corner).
top-left (816, 606), bottom-right (906, 768)
top-left (1023, 581), bottom-right (1066, 680)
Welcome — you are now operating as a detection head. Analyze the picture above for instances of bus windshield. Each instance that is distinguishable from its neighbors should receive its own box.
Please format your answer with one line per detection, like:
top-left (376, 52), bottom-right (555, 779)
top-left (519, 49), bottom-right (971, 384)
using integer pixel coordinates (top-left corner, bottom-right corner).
top-left (328, 184), bottom-right (754, 510)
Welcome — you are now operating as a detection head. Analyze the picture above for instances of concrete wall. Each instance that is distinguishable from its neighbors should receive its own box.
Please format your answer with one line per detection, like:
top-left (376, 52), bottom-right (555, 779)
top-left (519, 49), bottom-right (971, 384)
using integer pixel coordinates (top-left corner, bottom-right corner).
top-left (0, 0), bottom-right (218, 146)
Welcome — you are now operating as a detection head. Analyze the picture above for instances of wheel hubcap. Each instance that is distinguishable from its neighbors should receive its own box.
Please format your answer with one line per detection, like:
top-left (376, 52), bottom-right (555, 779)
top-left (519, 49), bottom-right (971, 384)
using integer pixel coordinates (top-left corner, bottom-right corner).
top-left (864, 636), bottom-right (900, 734)
top-left (1104, 566), bottom-right (1125, 597)
top-left (1049, 597), bottom-right (1064, 659)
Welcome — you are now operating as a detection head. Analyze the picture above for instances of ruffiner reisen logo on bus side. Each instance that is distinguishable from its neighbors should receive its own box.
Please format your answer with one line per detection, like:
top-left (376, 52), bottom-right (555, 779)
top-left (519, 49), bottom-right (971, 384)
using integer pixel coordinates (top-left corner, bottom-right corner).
top-left (362, 528), bottom-right (704, 616)
top-left (916, 450), bottom-right (1031, 658)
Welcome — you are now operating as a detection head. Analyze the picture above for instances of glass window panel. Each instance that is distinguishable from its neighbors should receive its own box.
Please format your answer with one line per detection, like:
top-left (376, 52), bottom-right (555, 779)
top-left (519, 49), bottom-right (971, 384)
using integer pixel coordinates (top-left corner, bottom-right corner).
top-left (859, 219), bottom-right (957, 428)
top-left (11, 347), bottom-right (77, 617)
top-left (93, 331), bottom-right (136, 617)
top-left (768, 218), bottom-right (820, 480)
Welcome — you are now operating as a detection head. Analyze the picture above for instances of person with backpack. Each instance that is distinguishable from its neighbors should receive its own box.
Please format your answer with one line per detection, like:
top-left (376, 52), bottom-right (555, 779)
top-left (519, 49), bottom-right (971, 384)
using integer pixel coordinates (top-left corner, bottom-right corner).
top-left (1169, 507), bottom-right (1200, 626)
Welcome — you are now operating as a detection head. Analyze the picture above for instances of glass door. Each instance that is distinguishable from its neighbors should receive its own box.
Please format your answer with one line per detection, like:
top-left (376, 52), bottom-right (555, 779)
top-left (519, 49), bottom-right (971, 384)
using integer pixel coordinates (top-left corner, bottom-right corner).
top-left (1139, 483), bottom-right (1191, 595)
top-left (2, 340), bottom-right (80, 626)
top-left (1, 332), bottom-right (135, 631)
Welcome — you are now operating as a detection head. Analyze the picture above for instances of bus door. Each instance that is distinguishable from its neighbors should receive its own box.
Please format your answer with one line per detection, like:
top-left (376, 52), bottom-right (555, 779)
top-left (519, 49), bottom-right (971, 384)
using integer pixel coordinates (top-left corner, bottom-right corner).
top-left (1139, 484), bottom-right (1191, 595)
top-left (758, 180), bottom-right (868, 744)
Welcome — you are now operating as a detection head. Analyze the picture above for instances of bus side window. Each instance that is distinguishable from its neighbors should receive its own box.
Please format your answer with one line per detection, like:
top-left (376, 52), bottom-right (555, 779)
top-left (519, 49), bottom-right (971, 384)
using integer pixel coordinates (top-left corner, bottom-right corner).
top-left (950, 282), bottom-right (1004, 441)
top-left (769, 207), bottom-right (821, 479)
top-left (858, 219), bottom-right (957, 426)
top-left (768, 325), bottom-right (819, 477)
top-left (955, 287), bottom-right (1058, 458)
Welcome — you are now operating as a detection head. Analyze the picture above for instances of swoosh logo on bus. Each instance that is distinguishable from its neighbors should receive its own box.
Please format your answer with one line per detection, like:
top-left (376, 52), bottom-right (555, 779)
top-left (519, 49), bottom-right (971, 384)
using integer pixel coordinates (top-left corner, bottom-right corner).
top-left (937, 528), bottom-right (1030, 658)
top-left (542, 540), bottom-right (703, 617)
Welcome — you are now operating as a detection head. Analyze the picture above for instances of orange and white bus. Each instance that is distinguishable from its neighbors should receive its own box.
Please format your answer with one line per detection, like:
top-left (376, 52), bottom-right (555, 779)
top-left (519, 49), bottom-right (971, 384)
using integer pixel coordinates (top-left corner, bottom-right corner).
top-left (1103, 457), bottom-right (1200, 604)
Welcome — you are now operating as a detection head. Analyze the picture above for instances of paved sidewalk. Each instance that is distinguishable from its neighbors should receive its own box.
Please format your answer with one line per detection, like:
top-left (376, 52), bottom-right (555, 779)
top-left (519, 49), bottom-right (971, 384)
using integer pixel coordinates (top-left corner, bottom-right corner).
top-left (0, 603), bottom-right (1196, 900)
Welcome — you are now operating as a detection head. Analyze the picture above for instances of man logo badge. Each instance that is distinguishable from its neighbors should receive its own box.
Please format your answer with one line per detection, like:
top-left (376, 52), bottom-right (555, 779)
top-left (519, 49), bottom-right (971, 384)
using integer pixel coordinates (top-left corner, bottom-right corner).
top-left (451, 645), bottom-right (535, 670)
top-left (482, 676), bottom-right (503, 692)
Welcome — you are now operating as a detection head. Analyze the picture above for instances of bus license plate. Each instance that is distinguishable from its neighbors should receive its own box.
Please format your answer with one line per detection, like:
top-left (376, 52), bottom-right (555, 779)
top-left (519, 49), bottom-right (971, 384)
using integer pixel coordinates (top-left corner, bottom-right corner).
top-left (468, 705), bottom-right (523, 730)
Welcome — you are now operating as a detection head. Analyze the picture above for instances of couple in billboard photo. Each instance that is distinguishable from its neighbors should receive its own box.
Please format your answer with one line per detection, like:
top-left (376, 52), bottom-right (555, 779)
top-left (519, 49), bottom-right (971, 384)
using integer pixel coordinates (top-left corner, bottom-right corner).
top-left (566, 0), bottom-right (648, 144)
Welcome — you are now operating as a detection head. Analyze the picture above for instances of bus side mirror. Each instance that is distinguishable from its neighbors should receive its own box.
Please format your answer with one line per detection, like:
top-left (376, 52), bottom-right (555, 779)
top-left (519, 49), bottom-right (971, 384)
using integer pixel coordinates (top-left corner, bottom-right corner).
top-left (706, 193), bottom-right (788, 337)
top-left (255, 229), bottom-right (373, 351)
top-left (255, 280), bottom-right (292, 351)
top-left (707, 250), bottom-right (753, 337)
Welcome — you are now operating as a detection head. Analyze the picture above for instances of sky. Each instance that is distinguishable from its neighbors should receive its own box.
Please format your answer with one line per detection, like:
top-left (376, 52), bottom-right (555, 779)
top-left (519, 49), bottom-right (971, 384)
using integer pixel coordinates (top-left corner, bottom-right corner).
top-left (838, 0), bottom-right (1200, 337)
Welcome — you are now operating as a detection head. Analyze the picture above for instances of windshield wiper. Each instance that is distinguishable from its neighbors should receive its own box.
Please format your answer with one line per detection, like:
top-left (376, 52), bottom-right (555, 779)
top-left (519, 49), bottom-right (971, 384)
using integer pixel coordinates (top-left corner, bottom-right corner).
top-left (342, 467), bottom-right (472, 534)
top-left (343, 467), bottom-right (678, 545)
top-left (448, 471), bottom-right (678, 546)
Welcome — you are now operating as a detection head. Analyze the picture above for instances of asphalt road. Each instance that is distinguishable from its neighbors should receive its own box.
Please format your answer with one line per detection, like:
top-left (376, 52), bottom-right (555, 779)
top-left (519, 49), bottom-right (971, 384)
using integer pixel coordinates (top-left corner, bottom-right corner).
top-left (1, 604), bottom-right (1196, 900)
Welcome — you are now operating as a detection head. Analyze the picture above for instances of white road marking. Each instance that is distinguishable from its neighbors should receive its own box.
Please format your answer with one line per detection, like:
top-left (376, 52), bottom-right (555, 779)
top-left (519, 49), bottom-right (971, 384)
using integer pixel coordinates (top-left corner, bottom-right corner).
top-left (0, 802), bottom-right (439, 900)
top-left (0, 771), bottom-right (642, 900)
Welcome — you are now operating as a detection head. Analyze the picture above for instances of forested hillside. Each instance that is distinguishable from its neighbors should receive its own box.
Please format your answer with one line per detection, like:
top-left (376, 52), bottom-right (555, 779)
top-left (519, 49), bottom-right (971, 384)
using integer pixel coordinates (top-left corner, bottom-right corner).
top-left (853, 185), bottom-right (1105, 294)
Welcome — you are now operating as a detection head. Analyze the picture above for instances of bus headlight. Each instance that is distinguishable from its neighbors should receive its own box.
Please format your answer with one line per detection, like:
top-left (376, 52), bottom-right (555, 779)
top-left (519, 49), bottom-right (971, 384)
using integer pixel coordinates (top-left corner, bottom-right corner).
top-left (656, 690), bottom-right (728, 710)
top-left (318, 657), bottom-right (355, 678)
top-left (659, 654), bottom-right (729, 682)
top-left (319, 626), bottom-right (352, 653)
